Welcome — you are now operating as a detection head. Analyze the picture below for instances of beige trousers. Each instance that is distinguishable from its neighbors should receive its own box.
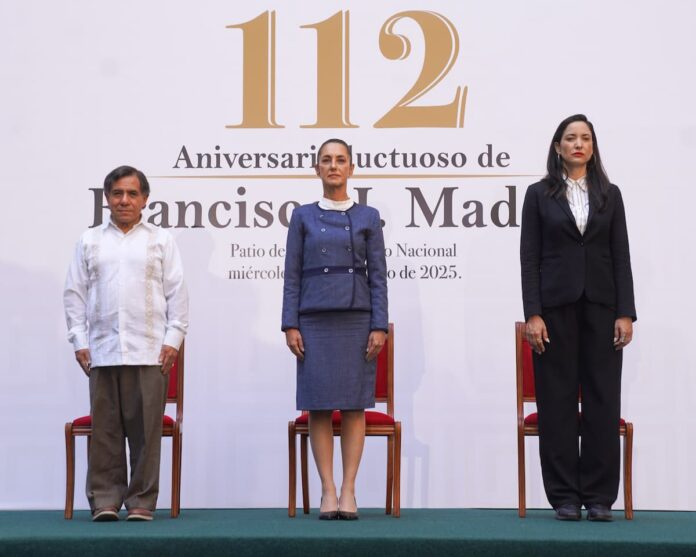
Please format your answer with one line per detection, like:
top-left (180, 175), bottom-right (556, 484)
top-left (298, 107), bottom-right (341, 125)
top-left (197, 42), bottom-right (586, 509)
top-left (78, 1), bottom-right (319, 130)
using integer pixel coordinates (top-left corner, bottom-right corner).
top-left (87, 365), bottom-right (168, 512)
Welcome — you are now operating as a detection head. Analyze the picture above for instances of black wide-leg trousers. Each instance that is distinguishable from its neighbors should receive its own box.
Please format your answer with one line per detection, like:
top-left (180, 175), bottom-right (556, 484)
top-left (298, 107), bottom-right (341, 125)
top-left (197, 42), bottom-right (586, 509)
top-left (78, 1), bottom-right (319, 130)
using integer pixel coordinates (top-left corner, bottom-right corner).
top-left (533, 296), bottom-right (622, 509)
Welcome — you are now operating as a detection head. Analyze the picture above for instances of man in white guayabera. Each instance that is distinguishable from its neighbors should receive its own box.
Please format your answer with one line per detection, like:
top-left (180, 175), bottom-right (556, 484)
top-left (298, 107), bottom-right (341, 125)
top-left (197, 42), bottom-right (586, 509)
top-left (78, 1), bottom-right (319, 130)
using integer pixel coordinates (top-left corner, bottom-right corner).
top-left (64, 166), bottom-right (188, 522)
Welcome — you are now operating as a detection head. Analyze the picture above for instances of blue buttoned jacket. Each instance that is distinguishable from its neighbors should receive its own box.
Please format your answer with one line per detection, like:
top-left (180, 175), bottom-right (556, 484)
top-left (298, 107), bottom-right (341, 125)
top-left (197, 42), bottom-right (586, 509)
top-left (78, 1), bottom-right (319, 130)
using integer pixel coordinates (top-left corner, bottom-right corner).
top-left (281, 202), bottom-right (388, 332)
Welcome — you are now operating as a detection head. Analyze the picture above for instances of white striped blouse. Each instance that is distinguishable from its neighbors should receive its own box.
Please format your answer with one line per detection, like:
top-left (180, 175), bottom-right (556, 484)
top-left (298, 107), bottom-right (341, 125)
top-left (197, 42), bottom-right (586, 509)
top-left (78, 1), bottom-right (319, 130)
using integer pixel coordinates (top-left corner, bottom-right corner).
top-left (565, 176), bottom-right (589, 235)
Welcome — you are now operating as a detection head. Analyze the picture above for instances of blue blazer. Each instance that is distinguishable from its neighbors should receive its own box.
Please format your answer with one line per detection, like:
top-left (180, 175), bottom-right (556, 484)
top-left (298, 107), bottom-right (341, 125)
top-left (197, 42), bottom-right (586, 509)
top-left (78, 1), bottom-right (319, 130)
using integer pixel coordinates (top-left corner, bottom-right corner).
top-left (281, 202), bottom-right (388, 332)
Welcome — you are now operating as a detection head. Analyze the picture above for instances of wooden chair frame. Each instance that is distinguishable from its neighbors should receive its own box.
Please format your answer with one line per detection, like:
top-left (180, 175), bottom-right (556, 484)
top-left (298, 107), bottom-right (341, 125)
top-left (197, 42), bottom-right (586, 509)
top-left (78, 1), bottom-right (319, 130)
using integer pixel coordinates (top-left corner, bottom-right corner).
top-left (64, 342), bottom-right (185, 519)
top-left (515, 322), bottom-right (633, 519)
top-left (288, 323), bottom-right (401, 518)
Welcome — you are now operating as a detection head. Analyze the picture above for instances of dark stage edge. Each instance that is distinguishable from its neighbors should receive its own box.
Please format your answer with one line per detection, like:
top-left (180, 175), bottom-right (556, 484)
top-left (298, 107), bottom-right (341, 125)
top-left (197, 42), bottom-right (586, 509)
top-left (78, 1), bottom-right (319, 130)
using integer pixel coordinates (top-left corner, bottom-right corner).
top-left (1, 509), bottom-right (695, 557)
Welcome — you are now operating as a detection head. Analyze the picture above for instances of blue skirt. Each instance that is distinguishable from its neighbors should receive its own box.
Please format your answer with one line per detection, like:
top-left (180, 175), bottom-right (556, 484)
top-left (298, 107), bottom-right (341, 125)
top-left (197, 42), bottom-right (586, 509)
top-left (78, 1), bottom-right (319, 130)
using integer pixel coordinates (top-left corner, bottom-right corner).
top-left (296, 311), bottom-right (376, 411)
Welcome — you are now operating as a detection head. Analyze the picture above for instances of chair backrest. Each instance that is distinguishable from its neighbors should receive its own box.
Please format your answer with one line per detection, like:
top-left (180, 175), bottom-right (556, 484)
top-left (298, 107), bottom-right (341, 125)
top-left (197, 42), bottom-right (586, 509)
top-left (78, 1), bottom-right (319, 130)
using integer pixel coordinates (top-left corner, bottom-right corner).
top-left (375, 323), bottom-right (395, 417)
top-left (515, 322), bottom-right (536, 402)
top-left (515, 322), bottom-right (536, 428)
top-left (167, 341), bottom-right (185, 422)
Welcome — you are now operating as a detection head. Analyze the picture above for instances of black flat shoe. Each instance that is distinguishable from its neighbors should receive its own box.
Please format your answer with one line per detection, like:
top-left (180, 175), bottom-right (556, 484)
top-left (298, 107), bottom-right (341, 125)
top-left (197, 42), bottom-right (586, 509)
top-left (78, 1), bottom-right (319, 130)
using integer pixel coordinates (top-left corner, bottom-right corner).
top-left (554, 504), bottom-right (581, 521)
top-left (587, 504), bottom-right (613, 522)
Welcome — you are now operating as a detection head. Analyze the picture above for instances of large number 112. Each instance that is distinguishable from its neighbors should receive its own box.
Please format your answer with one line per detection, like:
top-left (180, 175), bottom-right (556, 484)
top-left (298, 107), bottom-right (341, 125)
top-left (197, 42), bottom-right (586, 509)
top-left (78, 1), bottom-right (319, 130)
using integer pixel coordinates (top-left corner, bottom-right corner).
top-left (227, 10), bottom-right (467, 129)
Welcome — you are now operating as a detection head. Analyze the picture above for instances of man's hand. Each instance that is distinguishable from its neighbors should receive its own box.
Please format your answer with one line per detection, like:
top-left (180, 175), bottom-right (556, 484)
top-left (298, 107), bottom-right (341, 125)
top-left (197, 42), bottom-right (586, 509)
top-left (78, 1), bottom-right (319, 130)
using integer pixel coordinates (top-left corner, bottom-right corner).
top-left (159, 345), bottom-right (178, 374)
top-left (285, 328), bottom-right (305, 361)
top-left (75, 349), bottom-right (91, 377)
top-left (365, 330), bottom-right (386, 361)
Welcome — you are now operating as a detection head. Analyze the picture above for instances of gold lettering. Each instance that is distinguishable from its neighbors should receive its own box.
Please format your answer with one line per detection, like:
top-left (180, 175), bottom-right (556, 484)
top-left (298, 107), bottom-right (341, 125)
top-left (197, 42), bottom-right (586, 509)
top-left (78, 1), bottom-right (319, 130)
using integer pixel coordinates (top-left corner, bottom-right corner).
top-left (301, 11), bottom-right (357, 128)
top-left (374, 11), bottom-right (467, 128)
top-left (226, 11), bottom-right (283, 128)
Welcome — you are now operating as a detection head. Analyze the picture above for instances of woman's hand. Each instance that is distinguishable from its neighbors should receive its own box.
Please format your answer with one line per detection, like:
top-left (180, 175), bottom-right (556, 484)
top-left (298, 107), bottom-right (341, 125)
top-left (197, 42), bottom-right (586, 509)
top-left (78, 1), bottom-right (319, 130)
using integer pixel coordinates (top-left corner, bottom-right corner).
top-left (365, 330), bottom-right (386, 361)
top-left (525, 315), bottom-right (550, 354)
top-left (613, 317), bottom-right (633, 350)
top-left (285, 328), bottom-right (305, 361)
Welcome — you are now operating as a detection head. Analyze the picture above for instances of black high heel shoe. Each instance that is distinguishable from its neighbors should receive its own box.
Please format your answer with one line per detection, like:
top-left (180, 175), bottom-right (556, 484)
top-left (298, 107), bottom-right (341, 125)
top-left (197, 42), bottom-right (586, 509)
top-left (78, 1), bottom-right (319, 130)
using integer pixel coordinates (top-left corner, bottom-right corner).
top-left (338, 496), bottom-right (359, 520)
top-left (318, 496), bottom-right (339, 520)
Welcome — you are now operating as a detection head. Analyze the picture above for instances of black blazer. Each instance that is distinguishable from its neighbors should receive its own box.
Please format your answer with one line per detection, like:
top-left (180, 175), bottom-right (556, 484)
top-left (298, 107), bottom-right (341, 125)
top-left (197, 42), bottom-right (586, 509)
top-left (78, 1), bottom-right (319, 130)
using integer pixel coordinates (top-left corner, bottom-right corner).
top-left (520, 180), bottom-right (636, 321)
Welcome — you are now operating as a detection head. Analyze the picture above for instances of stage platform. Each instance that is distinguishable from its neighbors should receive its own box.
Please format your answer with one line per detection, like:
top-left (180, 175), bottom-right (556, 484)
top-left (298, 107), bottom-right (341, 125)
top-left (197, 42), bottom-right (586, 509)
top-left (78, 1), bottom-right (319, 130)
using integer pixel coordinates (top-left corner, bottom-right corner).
top-left (1, 509), bottom-right (694, 557)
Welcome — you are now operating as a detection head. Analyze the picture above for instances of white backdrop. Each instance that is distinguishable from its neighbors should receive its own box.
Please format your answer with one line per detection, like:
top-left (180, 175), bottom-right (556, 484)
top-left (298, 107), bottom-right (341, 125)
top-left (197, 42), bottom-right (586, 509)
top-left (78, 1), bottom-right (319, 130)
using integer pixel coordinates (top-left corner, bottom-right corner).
top-left (1, 0), bottom-right (695, 511)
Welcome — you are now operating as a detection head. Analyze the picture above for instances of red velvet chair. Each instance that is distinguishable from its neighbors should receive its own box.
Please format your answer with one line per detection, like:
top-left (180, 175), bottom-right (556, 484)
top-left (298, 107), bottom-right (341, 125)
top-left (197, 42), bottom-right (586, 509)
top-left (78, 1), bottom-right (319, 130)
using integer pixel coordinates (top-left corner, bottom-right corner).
top-left (288, 323), bottom-right (401, 517)
top-left (515, 322), bottom-right (633, 519)
top-left (64, 342), bottom-right (185, 519)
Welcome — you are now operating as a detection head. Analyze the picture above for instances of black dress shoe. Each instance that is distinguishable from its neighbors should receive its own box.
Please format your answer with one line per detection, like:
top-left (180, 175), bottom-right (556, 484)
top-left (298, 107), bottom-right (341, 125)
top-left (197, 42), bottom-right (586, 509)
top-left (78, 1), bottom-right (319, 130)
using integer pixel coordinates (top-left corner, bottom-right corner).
top-left (554, 504), bottom-right (581, 521)
top-left (587, 504), bottom-right (613, 522)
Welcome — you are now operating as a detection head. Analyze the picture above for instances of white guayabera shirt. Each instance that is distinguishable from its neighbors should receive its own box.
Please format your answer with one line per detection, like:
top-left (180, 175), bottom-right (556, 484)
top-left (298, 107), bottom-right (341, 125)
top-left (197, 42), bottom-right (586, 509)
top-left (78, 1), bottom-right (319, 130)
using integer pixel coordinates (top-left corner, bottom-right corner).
top-left (64, 219), bottom-right (189, 367)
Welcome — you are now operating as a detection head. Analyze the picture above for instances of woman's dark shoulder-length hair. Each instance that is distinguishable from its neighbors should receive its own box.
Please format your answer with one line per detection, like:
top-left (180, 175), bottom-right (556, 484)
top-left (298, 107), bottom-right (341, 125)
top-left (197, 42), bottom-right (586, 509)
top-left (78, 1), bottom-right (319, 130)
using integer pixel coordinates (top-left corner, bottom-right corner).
top-left (543, 113), bottom-right (611, 211)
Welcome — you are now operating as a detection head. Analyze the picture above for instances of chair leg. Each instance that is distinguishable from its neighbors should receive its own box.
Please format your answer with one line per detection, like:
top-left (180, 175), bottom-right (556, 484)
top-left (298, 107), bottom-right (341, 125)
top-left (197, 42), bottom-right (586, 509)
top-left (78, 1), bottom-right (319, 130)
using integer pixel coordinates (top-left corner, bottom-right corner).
top-left (288, 422), bottom-right (297, 517)
top-left (177, 431), bottom-right (183, 516)
top-left (300, 434), bottom-right (310, 514)
top-left (170, 431), bottom-right (176, 518)
top-left (517, 428), bottom-right (526, 518)
top-left (386, 434), bottom-right (394, 515)
top-left (393, 422), bottom-right (401, 518)
top-left (623, 423), bottom-right (634, 520)
top-left (64, 423), bottom-right (75, 520)
top-left (171, 427), bottom-right (182, 518)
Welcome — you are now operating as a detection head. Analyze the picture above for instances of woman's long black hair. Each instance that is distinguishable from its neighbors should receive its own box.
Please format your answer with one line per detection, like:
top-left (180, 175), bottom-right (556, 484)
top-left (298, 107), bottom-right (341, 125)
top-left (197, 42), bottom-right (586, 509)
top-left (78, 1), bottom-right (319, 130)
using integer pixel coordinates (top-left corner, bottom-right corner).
top-left (544, 114), bottom-right (611, 211)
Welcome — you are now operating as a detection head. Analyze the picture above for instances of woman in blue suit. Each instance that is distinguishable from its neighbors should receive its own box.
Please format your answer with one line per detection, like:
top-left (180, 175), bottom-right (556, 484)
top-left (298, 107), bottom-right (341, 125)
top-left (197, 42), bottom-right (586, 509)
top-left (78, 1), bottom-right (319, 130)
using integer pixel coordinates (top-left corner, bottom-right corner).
top-left (282, 138), bottom-right (388, 520)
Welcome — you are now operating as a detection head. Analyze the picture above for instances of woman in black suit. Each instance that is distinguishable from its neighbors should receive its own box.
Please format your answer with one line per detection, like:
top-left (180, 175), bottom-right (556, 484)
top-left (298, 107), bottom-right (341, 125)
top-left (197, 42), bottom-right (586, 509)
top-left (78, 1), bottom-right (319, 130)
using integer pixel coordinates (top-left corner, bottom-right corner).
top-left (520, 114), bottom-right (636, 522)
